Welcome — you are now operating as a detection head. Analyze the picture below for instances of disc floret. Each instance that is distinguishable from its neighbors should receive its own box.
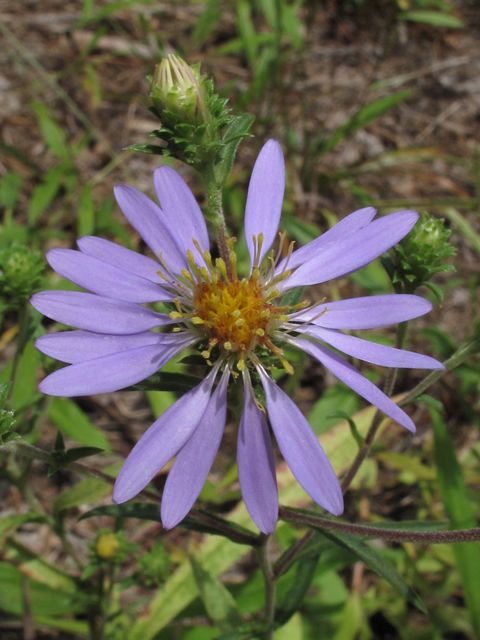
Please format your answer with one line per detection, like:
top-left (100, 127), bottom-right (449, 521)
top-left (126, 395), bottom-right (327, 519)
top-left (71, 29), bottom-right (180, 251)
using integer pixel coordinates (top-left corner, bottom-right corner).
top-left (161, 234), bottom-right (305, 373)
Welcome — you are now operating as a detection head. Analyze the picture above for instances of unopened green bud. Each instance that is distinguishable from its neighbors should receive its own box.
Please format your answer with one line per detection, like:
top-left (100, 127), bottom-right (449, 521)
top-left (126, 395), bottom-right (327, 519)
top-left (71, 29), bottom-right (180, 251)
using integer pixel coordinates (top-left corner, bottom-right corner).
top-left (385, 213), bottom-right (456, 298)
top-left (0, 244), bottom-right (43, 309)
top-left (151, 54), bottom-right (207, 126)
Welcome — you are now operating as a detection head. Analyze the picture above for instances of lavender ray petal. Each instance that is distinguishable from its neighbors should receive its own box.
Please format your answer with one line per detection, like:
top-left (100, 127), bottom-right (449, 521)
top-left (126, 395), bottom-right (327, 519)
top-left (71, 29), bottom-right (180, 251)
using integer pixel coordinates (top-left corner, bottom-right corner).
top-left (257, 367), bottom-right (343, 516)
top-left (237, 374), bottom-right (278, 534)
top-left (292, 294), bottom-right (433, 330)
top-left (278, 207), bottom-right (377, 272)
top-left (244, 140), bottom-right (285, 269)
top-left (291, 337), bottom-right (415, 432)
top-left (78, 236), bottom-right (162, 283)
top-left (114, 185), bottom-right (187, 272)
top-left (35, 331), bottom-right (182, 364)
top-left (161, 367), bottom-right (230, 530)
top-left (46, 249), bottom-right (174, 303)
top-left (153, 166), bottom-right (209, 255)
top-left (297, 325), bottom-right (445, 370)
top-left (39, 334), bottom-right (195, 397)
top-left (113, 367), bottom-right (219, 504)
top-left (30, 291), bottom-right (175, 334)
top-left (281, 210), bottom-right (419, 289)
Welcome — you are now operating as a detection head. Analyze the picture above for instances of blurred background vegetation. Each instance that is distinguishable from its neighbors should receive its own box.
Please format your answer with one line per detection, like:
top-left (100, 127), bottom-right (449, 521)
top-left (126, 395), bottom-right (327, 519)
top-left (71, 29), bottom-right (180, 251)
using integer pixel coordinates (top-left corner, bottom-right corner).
top-left (1, 0), bottom-right (480, 638)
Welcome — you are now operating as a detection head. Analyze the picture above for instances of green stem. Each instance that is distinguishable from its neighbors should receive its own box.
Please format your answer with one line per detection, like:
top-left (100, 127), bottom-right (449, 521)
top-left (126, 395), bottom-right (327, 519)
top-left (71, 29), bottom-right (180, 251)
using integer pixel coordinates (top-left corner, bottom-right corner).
top-left (256, 535), bottom-right (276, 640)
top-left (202, 163), bottom-right (225, 230)
top-left (278, 507), bottom-right (480, 544)
top-left (341, 321), bottom-right (408, 493)
top-left (7, 301), bottom-right (30, 403)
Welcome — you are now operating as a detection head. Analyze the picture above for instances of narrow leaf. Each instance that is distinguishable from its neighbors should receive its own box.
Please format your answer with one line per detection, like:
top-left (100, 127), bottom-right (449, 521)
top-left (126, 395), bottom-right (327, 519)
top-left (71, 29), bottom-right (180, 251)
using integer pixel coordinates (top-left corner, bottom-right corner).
top-left (275, 555), bottom-right (320, 625)
top-left (48, 398), bottom-right (111, 451)
top-left (431, 408), bottom-right (480, 637)
top-left (320, 529), bottom-right (427, 613)
top-left (399, 10), bottom-right (464, 28)
top-left (190, 554), bottom-right (244, 631)
top-left (216, 114), bottom-right (255, 185)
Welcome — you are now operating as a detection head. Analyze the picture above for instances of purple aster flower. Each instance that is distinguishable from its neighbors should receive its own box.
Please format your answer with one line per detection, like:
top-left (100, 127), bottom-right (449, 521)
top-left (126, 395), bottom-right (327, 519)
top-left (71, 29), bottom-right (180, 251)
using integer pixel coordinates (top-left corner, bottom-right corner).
top-left (31, 140), bottom-right (444, 535)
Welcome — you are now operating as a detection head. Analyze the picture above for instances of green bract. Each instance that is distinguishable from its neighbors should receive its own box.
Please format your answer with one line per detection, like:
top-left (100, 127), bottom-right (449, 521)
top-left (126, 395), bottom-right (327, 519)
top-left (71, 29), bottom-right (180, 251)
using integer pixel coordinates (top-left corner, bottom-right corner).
top-left (384, 213), bottom-right (456, 298)
top-left (0, 244), bottom-right (43, 311)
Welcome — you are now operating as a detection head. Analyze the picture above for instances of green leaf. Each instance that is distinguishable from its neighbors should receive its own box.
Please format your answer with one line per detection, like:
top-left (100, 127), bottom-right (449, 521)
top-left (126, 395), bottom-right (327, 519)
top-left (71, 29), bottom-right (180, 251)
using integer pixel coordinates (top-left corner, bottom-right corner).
top-left (333, 593), bottom-right (363, 640)
top-left (275, 612), bottom-right (304, 640)
top-left (0, 382), bottom-right (11, 410)
top-left (54, 468), bottom-right (117, 514)
top-left (0, 172), bottom-right (23, 210)
top-left (236, 1), bottom-right (258, 66)
top-left (275, 555), bottom-right (319, 625)
top-left (281, 2), bottom-right (304, 51)
top-left (193, 0), bottom-right (222, 45)
top-left (0, 341), bottom-right (39, 411)
top-left (406, 393), bottom-right (444, 412)
top-left (63, 446), bottom-right (104, 464)
top-left (126, 143), bottom-right (166, 155)
top-left (0, 514), bottom-right (44, 546)
top-left (31, 103), bottom-right (70, 162)
top-left (190, 554), bottom-right (244, 631)
top-left (431, 408), bottom-right (480, 637)
top-left (0, 562), bottom-right (82, 617)
top-left (399, 10), bottom-right (464, 28)
top-left (319, 90), bottom-right (414, 155)
top-left (424, 281), bottom-right (444, 304)
top-left (54, 430), bottom-right (65, 452)
top-left (216, 114), bottom-right (255, 185)
top-left (78, 184), bottom-right (95, 237)
top-left (48, 397), bottom-right (111, 451)
top-left (79, 503), bottom-right (256, 545)
top-left (320, 529), bottom-right (427, 613)
top-left (129, 371), bottom-right (202, 392)
top-left (28, 175), bottom-right (62, 224)
top-left (309, 385), bottom-right (359, 436)
top-left (328, 411), bottom-right (364, 448)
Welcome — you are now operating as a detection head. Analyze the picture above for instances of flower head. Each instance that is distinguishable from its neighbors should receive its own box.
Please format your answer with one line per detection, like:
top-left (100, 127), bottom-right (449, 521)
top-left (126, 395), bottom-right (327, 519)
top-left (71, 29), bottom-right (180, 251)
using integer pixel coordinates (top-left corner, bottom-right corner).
top-left (151, 54), bottom-right (207, 126)
top-left (31, 140), bottom-right (444, 534)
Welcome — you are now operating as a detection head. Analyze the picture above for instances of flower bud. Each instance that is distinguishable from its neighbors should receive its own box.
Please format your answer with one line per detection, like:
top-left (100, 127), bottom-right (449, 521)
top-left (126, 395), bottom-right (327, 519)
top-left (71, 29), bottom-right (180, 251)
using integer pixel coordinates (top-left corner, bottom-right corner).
top-left (0, 244), bottom-right (43, 310)
top-left (385, 213), bottom-right (456, 297)
top-left (96, 532), bottom-right (121, 560)
top-left (151, 54), bottom-right (207, 126)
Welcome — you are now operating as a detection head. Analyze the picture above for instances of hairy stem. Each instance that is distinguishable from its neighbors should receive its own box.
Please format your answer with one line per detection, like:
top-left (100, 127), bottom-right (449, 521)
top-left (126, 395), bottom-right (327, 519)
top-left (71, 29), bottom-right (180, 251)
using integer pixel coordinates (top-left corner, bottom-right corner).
top-left (256, 535), bottom-right (276, 639)
top-left (279, 507), bottom-right (480, 544)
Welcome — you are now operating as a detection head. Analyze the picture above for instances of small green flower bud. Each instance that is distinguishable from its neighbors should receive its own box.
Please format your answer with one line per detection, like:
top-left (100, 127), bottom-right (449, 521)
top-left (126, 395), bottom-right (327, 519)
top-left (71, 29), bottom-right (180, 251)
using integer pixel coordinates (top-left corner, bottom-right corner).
top-left (151, 54), bottom-right (207, 126)
top-left (0, 244), bottom-right (43, 309)
top-left (385, 213), bottom-right (456, 298)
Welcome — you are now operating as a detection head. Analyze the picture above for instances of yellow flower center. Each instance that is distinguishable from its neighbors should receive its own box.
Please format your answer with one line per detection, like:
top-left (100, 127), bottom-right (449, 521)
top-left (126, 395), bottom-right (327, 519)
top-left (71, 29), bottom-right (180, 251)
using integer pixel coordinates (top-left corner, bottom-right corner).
top-left (193, 277), bottom-right (271, 353)
top-left (163, 235), bottom-right (305, 374)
